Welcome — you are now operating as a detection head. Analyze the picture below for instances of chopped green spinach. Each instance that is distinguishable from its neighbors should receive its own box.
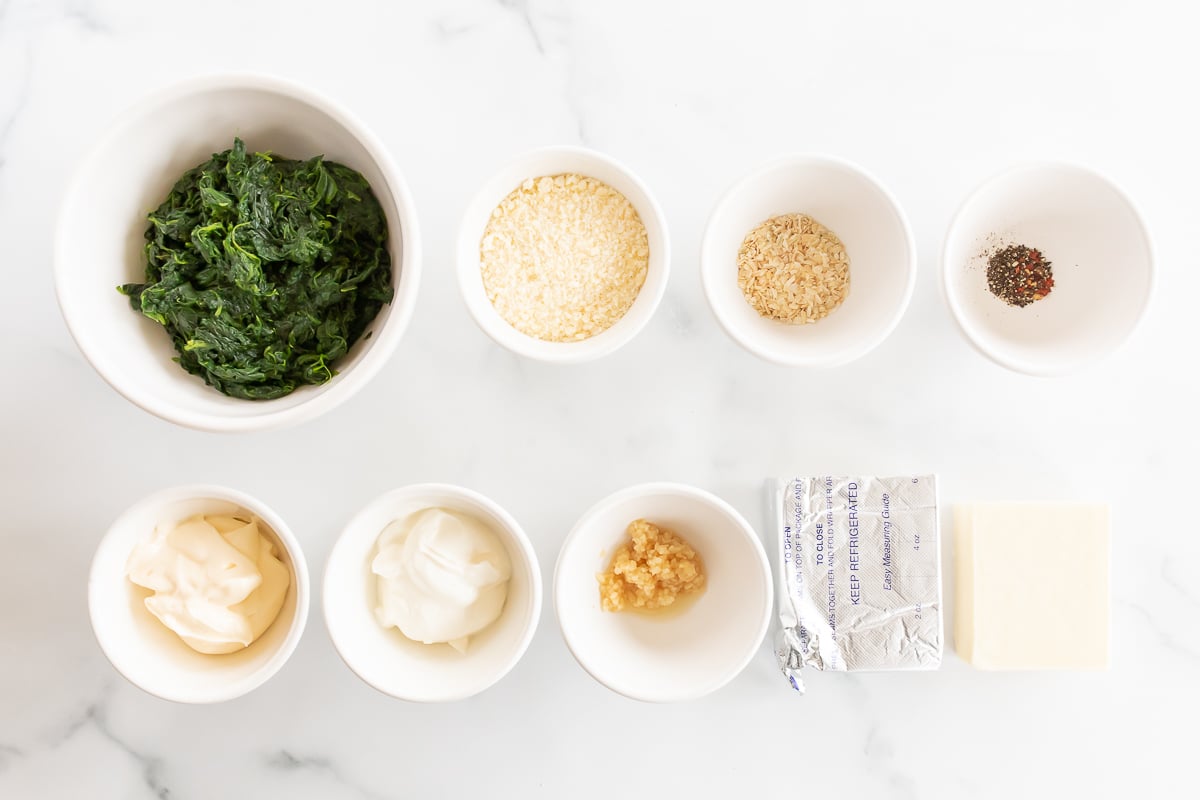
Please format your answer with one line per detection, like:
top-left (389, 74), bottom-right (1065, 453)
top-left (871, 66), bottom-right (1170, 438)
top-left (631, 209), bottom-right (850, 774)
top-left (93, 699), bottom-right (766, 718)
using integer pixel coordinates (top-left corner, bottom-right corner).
top-left (120, 138), bottom-right (393, 400)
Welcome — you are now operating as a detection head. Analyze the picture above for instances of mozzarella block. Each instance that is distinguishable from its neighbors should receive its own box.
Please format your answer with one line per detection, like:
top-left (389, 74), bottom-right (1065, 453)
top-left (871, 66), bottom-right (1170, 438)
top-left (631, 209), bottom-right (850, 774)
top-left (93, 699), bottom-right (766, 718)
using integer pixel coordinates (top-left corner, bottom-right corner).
top-left (955, 504), bottom-right (1109, 670)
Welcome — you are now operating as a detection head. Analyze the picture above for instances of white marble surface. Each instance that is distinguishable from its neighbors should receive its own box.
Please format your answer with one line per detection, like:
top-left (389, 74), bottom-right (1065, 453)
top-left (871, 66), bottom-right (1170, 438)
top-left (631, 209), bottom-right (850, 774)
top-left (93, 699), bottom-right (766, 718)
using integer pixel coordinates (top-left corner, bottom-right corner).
top-left (1, 0), bottom-right (1197, 796)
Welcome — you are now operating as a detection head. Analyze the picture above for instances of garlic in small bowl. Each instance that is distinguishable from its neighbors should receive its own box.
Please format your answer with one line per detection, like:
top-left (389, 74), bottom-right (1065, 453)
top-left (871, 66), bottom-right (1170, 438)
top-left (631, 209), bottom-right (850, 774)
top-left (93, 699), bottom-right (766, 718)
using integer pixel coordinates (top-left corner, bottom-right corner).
top-left (324, 484), bottom-right (541, 702)
top-left (88, 485), bottom-right (310, 703)
top-left (554, 483), bottom-right (773, 702)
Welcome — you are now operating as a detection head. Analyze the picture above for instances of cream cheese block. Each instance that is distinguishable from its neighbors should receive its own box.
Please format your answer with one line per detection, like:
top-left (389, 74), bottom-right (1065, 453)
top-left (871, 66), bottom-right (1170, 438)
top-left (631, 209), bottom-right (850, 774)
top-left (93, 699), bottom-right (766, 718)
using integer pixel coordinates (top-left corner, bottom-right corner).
top-left (955, 504), bottom-right (1110, 670)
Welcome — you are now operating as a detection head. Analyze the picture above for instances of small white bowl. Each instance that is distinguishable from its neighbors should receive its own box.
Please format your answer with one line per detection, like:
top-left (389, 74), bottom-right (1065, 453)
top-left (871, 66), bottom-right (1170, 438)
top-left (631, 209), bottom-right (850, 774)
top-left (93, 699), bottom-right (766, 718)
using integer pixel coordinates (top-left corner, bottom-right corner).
top-left (89, 485), bottom-right (310, 704)
top-left (701, 156), bottom-right (917, 366)
top-left (456, 146), bottom-right (670, 363)
top-left (943, 163), bottom-right (1154, 376)
top-left (324, 484), bottom-right (542, 702)
top-left (554, 483), bottom-right (772, 702)
top-left (55, 74), bottom-right (421, 432)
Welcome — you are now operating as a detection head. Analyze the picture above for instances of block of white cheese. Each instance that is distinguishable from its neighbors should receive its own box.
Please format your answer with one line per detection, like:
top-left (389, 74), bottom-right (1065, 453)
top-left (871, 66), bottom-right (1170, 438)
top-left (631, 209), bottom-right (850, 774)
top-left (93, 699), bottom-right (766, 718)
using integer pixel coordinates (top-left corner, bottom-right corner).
top-left (955, 504), bottom-right (1109, 670)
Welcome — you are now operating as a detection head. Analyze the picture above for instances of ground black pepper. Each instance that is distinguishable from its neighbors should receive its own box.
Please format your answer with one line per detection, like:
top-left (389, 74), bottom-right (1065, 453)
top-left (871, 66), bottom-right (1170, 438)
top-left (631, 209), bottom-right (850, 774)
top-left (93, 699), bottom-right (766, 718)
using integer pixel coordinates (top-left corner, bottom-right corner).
top-left (986, 244), bottom-right (1054, 307)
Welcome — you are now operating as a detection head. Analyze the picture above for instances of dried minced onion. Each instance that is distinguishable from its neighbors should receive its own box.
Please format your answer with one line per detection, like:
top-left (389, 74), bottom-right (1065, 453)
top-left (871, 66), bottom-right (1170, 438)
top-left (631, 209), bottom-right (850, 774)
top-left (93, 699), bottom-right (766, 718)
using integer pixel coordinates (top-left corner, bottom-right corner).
top-left (737, 213), bottom-right (849, 324)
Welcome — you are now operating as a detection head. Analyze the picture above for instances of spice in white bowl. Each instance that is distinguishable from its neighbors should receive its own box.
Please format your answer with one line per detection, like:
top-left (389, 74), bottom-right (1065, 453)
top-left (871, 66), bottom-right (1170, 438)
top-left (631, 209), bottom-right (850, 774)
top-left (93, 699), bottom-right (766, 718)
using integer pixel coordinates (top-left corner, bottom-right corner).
top-left (984, 242), bottom-right (1055, 308)
top-left (480, 173), bottom-right (649, 342)
top-left (701, 156), bottom-right (915, 367)
top-left (942, 162), bottom-right (1153, 375)
top-left (737, 213), bottom-right (850, 324)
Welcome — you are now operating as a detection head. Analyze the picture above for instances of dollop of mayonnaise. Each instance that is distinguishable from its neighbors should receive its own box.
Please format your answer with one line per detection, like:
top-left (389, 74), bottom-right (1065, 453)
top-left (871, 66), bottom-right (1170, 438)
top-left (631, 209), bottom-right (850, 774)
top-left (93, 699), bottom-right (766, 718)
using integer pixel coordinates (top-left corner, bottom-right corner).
top-left (126, 514), bottom-right (290, 655)
top-left (372, 508), bottom-right (511, 654)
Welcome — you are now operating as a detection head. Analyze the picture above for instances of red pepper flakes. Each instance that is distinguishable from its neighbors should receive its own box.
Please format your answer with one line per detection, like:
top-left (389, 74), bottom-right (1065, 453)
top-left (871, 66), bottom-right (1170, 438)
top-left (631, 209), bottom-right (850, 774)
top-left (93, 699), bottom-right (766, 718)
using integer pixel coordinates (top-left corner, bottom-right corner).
top-left (986, 244), bottom-right (1054, 307)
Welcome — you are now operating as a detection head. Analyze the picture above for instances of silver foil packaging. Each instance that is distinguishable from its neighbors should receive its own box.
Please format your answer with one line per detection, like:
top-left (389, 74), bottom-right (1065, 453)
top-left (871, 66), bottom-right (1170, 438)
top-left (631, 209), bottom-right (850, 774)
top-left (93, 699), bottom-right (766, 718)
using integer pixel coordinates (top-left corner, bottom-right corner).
top-left (773, 475), bottom-right (943, 692)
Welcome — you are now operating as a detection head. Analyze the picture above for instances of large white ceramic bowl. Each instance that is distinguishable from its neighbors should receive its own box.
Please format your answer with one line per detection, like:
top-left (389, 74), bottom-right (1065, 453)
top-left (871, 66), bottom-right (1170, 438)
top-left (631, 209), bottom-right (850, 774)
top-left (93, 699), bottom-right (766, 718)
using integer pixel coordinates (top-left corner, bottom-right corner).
top-left (943, 163), bottom-right (1154, 376)
top-left (456, 146), bottom-right (670, 363)
top-left (554, 483), bottom-right (773, 702)
top-left (55, 74), bottom-right (421, 431)
top-left (324, 484), bottom-right (542, 703)
top-left (702, 155), bottom-right (916, 367)
top-left (89, 485), bottom-right (310, 704)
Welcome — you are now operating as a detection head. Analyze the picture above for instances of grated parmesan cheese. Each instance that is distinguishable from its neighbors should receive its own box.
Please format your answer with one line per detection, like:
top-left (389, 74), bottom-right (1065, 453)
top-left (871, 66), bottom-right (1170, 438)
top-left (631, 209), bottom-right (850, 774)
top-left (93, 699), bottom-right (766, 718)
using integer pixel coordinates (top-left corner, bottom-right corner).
top-left (480, 173), bottom-right (649, 342)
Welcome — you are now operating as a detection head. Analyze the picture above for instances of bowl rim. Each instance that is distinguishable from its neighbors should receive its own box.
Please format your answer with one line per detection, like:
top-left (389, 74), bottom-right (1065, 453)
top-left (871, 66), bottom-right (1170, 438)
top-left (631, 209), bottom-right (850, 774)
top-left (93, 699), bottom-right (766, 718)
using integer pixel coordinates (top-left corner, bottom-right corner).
top-left (53, 72), bottom-right (422, 432)
top-left (322, 482), bottom-right (543, 703)
top-left (552, 481), bottom-right (773, 703)
top-left (940, 160), bottom-right (1156, 377)
top-left (455, 144), bottom-right (671, 364)
top-left (87, 483), bottom-right (311, 704)
top-left (701, 153), bottom-right (918, 368)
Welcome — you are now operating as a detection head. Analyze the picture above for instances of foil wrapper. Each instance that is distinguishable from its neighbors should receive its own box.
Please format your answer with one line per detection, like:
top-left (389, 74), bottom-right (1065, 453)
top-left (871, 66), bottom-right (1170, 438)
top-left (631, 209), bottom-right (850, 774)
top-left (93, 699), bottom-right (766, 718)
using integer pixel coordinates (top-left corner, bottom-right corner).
top-left (773, 475), bottom-right (943, 693)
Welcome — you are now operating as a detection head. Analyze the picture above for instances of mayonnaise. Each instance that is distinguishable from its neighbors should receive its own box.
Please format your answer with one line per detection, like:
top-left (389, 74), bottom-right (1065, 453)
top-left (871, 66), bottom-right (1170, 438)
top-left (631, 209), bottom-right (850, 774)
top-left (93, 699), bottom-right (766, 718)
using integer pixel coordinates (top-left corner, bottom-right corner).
top-left (126, 514), bottom-right (290, 655)
top-left (372, 507), bottom-right (511, 654)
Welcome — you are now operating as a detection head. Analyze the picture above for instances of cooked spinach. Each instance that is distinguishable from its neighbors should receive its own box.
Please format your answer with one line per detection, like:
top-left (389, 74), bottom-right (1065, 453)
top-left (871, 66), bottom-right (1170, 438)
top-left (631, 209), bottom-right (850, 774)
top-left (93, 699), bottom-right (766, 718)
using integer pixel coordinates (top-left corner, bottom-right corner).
top-left (119, 138), bottom-right (393, 400)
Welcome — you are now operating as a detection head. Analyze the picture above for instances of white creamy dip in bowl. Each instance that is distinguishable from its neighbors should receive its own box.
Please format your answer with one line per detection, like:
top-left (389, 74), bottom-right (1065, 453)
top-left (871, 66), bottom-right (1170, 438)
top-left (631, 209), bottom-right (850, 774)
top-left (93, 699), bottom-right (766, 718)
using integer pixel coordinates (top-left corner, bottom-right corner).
top-left (324, 484), bottom-right (542, 702)
top-left (88, 484), bottom-right (310, 703)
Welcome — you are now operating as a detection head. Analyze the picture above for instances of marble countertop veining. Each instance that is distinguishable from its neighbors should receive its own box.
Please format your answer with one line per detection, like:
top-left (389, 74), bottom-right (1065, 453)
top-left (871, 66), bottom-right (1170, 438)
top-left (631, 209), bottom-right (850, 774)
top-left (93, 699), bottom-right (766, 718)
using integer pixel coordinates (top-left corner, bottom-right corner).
top-left (1, 0), bottom-right (1197, 797)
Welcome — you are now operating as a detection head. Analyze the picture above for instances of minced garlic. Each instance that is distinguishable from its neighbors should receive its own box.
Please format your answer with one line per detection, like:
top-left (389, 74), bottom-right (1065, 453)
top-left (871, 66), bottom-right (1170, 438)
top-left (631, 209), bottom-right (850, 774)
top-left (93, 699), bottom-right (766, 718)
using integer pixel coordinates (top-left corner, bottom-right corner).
top-left (598, 519), bottom-right (705, 612)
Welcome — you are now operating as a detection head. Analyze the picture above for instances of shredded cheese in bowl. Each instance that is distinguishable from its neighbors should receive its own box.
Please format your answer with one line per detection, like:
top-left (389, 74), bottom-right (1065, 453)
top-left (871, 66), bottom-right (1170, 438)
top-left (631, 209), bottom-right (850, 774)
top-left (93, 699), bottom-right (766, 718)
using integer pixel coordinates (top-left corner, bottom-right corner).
top-left (480, 173), bottom-right (649, 342)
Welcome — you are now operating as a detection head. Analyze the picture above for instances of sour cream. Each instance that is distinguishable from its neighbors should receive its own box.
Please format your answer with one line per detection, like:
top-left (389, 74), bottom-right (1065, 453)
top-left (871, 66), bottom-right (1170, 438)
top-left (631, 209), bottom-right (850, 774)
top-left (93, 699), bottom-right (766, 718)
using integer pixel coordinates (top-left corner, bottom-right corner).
top-left (126, 514), bottom-right (290, 654)
top-left (371, 507), bottom-right (511, 654)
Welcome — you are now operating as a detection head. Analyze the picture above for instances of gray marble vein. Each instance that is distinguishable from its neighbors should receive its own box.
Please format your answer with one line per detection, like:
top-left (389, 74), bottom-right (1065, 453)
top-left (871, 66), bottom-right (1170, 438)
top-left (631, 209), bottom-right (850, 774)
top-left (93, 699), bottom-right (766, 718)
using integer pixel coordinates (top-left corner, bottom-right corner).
top-left (1161, 559), bottom-right (1198, 608)
top-left (266, 750), bottom-right (395, 800)
top-left (6, 682), bottom-right (174, 799)
top-left (1123, 601), bottom-right (1199, 661)
top-left (0, 37), bottom-right (30, 178)
top-left (0, 744), bottom-right (25, 771)
top-left (0, 0), bottom-right (108, 181)
top-left (82, 703), bottom-right (172, 800)
top-left (498, 0), bottom-right (546, 55)
top-left (61, 0), bottom-right (112, 35)
top-left (496, 0), bottom-right (586, 143)
top-left (862, 726), bottom-right (919, 800)
top-left (430, 17), bottom-right (479, 41)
